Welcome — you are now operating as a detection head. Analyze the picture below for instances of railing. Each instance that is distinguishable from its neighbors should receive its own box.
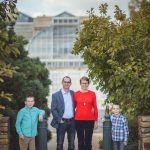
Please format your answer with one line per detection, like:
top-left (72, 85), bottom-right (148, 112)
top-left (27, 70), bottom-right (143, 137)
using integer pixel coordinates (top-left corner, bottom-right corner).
top-left (37, 119), bottom-right (48, 150)
top-left (103, 106), bottom-right (112, 150)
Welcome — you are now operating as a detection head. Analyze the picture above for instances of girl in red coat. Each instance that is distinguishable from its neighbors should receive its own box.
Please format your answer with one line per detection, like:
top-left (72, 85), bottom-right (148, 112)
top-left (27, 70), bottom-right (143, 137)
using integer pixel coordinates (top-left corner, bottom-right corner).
top-left (74, 76), bottom-right (98, 150)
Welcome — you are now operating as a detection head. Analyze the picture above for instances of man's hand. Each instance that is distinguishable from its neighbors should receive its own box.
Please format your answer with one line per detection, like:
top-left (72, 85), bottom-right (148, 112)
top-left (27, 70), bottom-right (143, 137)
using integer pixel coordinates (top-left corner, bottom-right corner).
top-left (60, 119), bottom-right (64, 124)
top-left (124, 141), bottom-right (127, 146)
top-left (39, 115), bottom-right (43, 122)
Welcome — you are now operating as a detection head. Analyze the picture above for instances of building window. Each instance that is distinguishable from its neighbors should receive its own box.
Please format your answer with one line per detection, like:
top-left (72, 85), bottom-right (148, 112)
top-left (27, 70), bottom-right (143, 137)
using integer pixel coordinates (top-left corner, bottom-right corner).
top-left (69, 20), bottom-right (72, 23)
top-left (59, 20), bottom-right (62, 23)
top-left (54, 20), bottom-right (58, 23)
top-left (64, 20), bottom-right (67, 23)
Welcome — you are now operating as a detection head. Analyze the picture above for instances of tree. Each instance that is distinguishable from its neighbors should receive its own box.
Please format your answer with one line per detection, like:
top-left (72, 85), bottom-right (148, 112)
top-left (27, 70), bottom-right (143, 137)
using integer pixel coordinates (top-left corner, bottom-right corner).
top-left (0, 0), bottom-right (19, 113)
top-left (0, 31), bottom-right (51, 150)
top-left (0, 0), bottom-right (18, 22)
top-left (72, 0), bottom-right (150, 116)
top-left (0, 1), bottom-right (51, 148)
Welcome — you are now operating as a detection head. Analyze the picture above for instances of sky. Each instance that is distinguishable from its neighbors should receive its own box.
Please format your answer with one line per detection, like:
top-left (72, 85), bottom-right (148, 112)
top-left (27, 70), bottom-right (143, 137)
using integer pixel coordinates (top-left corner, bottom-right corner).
top-left (16, 0), bottom-right (131, 18)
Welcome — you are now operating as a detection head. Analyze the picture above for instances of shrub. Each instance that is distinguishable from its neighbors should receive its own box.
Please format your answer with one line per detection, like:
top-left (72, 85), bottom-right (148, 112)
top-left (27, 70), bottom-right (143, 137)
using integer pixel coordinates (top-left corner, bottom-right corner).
top-left (127, 117), bottom-right (138, 150)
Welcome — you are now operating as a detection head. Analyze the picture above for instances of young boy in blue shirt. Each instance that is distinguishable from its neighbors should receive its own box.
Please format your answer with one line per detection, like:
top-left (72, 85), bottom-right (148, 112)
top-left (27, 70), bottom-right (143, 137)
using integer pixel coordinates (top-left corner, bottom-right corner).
top-left (16, 96), bottom-right (45, 150)
top-left (110, 103), bottom-right (129, 150)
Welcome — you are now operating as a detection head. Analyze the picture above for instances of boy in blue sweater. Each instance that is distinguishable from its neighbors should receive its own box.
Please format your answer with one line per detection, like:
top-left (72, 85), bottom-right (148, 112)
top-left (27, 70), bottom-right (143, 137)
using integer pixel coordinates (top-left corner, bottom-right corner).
top-left (16, 96), bottom-right (45, 150)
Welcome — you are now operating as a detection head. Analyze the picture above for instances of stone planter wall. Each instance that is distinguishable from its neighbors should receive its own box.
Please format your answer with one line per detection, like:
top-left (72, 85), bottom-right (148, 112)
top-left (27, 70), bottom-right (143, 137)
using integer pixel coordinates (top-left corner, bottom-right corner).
top-left (139, 116), bottom-right (150, 150)
top-left (0, 117), bottom-right (10, 150)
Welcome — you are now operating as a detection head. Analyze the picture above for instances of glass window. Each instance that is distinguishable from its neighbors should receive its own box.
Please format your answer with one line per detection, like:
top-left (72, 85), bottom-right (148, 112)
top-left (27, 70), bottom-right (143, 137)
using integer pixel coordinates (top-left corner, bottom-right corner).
top-left (54, 20), bottom-right (58, 23)
top-left (64, 20), bottom-right (67, 23)
top-left (69, 20), bottom-right (72, 23)
top-left (59, 20), bottom-right (62, 23)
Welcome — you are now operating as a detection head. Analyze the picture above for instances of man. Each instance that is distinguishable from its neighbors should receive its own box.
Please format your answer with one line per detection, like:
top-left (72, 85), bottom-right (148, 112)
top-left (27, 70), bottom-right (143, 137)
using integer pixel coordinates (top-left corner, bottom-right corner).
top-left (51, 76), bottom-right (75, 150)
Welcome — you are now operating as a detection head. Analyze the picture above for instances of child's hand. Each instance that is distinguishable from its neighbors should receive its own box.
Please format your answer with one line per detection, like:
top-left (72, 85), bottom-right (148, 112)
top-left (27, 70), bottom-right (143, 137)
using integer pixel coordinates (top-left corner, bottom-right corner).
top-left (19, 135), bottom-right (24, 140)
top-left (101, 117), bottom-right (105, 122)
top-left (39, 115), bottom-right (43, 122)
top-left (124, 141), bottom-right (127, 146)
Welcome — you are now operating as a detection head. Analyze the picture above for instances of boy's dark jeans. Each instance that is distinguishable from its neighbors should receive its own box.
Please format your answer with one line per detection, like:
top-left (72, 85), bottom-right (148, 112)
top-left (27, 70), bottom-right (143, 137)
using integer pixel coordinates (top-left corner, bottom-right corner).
top-left (113, 141), bottom-right (125, 150)
top-left (56, 119), bottom-right (75, 150)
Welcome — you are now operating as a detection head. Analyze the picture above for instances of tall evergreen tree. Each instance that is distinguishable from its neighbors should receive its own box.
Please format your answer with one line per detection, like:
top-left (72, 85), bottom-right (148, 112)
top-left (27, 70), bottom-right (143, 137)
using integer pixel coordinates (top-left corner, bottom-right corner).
top-left (0, 0), bottom-right (19, 114)
top-left (0, 18), bottom-right (51, 149)
top-left (0, 1), bottom-right (51, 149)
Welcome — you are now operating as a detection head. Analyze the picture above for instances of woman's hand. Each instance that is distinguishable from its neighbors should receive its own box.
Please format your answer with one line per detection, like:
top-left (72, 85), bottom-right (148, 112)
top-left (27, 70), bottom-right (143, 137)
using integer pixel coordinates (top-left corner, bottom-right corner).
top-left (94, 121), bottom-right (98, 129)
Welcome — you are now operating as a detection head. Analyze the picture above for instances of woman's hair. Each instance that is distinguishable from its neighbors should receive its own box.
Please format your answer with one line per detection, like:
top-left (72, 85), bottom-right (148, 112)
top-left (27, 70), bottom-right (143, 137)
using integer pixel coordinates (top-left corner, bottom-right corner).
top-left (80, 76), bottom-right (90, 84)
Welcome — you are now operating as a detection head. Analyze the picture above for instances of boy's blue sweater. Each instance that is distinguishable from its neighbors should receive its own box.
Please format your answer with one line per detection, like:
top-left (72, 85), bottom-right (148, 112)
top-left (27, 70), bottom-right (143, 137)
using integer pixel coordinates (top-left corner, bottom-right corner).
top-left (16, 106), bottom-right (45, 137)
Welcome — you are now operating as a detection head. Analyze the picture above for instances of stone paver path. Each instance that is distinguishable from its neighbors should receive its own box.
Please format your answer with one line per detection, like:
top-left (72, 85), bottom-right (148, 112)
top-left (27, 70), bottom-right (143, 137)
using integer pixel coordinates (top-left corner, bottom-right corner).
top-left (48, 132), bottom-right (102, 150)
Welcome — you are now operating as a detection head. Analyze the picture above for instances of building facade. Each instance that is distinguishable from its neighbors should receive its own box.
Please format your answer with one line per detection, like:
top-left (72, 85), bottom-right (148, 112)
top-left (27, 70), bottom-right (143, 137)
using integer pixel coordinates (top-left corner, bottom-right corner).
top-left (14, 12), bottom-right (105, 108)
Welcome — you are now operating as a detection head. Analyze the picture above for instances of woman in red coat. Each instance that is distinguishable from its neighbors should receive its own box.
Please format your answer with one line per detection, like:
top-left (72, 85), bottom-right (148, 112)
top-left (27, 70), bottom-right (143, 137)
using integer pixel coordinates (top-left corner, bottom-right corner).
top-left (74, 76), bottom-right (98, 150)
